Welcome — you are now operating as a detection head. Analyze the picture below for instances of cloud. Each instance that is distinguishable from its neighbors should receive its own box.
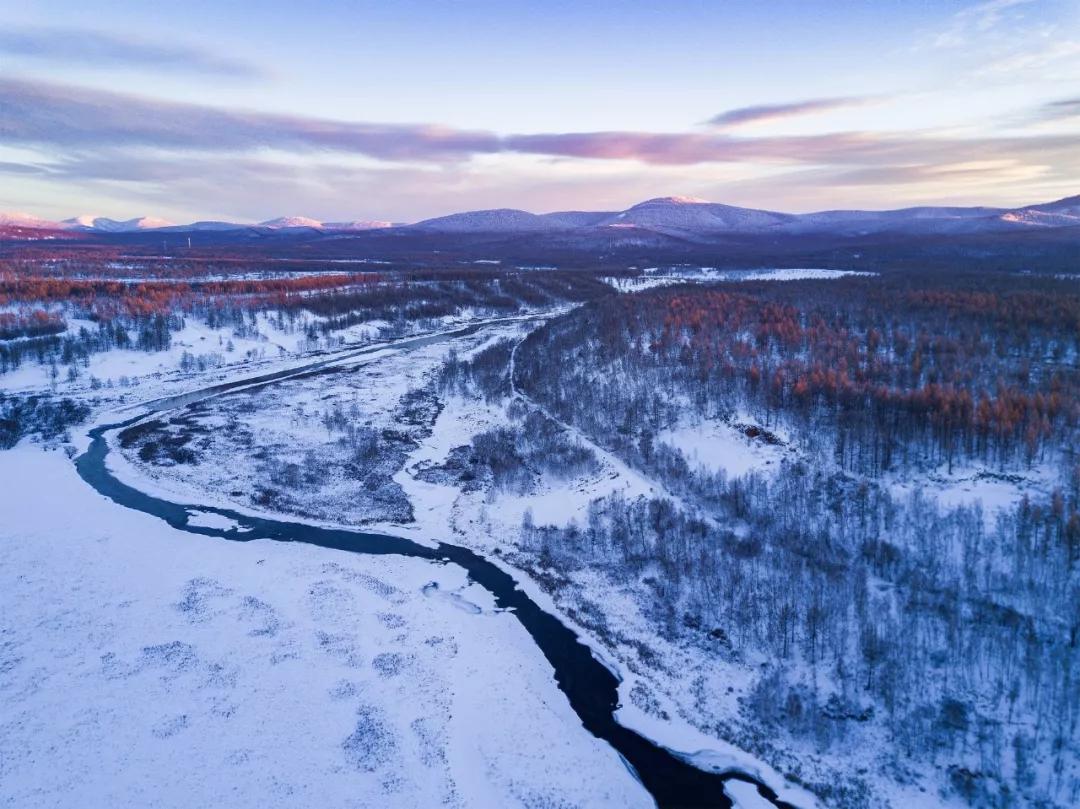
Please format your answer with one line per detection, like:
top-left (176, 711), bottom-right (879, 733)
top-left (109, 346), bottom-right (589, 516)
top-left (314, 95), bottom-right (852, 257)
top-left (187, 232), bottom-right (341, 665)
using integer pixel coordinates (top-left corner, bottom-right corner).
top-left (979, 39), bottom-right (1080, 76)
top-left (0, 26), bottom-right (264, 78)
top-left (502, 131), bottom-right (849, 164)
top-left (0, 78), bottom-right (501, 161)
top-left (504, 129), bottom-right (1080, 172)
top-left (3, 78), bottom-right (1078, 176)
top-left (1039, 97), bottom-right (1080, 120)
top-left (705, 97), bottom-right (879, 129)
top-left (933, 0), bottom-right (1037, 48)
top-left (0, 160), bottom-right (48, 175)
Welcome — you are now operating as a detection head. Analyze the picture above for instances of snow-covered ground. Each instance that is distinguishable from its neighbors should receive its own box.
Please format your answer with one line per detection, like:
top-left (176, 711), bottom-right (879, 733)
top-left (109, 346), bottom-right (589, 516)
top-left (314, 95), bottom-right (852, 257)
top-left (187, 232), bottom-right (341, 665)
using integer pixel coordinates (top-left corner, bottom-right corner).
top-left (602, 276), bottom-right (686, 293)
top-left (657, 416), bottom-right (791, 478)
top-left (0, 446), bottom-right (652, 808)
top-left (395, 391), bottom-right (657, 545)
top-left (635, 267), bottom-right (876, 284)
top-left (104, 322), bottom-right (531, 529)
top-left (734, 269), bottom-right (875, 282)
top-left (887, 461), bottom-right (1059, 525)
top-left (1, 313), bottom-right (301, 393)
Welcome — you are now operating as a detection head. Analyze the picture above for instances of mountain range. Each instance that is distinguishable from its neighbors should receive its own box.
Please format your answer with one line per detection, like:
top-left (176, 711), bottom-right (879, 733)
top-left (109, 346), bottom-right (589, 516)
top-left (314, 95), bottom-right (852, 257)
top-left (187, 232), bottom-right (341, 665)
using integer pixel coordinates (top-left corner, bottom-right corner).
top-left (3, 194), bottom-right (1078, 241)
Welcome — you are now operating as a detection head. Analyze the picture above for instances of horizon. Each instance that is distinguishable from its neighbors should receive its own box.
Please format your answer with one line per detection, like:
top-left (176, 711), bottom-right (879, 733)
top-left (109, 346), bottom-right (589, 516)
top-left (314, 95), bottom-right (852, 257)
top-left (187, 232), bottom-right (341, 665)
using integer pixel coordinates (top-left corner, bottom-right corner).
top-left (5, 189), bottom-right (1079, 228)
top-left (1, 0), bottom-right (1079, 221)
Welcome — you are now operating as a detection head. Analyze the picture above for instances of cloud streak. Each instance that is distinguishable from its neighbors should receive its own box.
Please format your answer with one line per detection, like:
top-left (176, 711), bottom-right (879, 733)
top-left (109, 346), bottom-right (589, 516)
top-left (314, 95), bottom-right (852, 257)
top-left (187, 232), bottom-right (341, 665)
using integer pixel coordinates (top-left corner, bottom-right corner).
top-left (5, 77), bottom-right (1077, 173)
top-left (0, 26), bottom-right (264, 78)
top-left (705, 97), bottom-right (878, 129)
top-left (1038, 96), bottom-right (1080, 121)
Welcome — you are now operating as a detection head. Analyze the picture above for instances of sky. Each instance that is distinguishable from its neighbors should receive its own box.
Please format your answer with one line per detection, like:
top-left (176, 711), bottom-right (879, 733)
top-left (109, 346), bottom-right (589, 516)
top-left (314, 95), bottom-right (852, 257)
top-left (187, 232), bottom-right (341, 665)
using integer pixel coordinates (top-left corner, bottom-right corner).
top-left (0, 0), bottom-right (1078, 223)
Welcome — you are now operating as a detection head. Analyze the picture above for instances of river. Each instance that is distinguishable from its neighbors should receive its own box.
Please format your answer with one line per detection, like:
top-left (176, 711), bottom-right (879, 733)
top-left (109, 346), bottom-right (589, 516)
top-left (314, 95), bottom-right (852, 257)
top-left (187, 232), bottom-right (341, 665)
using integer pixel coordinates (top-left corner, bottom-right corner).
top-left (74, 321), bottom-right (794, 809)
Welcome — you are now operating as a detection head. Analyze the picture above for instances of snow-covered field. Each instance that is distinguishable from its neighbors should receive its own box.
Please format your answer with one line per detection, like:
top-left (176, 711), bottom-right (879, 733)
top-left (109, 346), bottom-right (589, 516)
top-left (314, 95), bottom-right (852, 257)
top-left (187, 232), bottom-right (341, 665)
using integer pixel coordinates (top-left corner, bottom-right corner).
top-left (733, 269), bottom-right (875, 282)
top-left (634, 267), bottom-right (876, 284)
top-left (888, 462), bottom-right (1058, 523)
top-left (0, 446), bottom-right (652, 808)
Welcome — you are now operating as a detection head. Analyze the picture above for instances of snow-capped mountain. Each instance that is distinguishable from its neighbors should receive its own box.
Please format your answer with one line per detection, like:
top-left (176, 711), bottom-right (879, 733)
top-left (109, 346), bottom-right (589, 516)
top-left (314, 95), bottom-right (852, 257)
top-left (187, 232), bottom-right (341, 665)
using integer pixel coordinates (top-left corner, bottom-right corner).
top-left (258, 216), bottom-right (324, 230)
top-left (596, 196), bottom-right (795, 233)
top-left (0, 212), bottom-right (78, 240)
top-left (0, 212), bottom-right (64, 229)
top-left (62, 215), bottom-right (175, 232)
top-left (60, 214), bottom-right (99, 229)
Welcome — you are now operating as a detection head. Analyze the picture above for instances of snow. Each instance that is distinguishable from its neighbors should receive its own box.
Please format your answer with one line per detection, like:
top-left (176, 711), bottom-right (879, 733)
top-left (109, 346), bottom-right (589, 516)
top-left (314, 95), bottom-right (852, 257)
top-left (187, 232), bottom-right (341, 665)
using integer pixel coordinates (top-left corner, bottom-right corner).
top-left (89, 320), bottom-right (820, 803)
top-left (10, 301), bottom-right (1045, 808)
top-left (643, 195), bottom-right (711, 205)
top-left (322, 221), bottom-right (394, 231)
top-left (63, 214), bottom-right (100, 228)
top-left (888, 463), bottom-right (1057, 522)
top-left (736, 268), bottom-right (875, 282)
top-left (726, 780), bottom-right (781, 809)
top-left (62, 216), bottom-right (176, 232)
top-left (657, 418), bottom-right (788, 478)
top-left (0, 314), bottom-right (300, 394)
top-left (99, 322), bottom-right (540, 533)
top-left (258, 216), bottom-right (323, 229)
top-left (597, 198), bottom-right (792, 233)
top-left (392, 384), bottom-right (656, 548)
top-left (615, 685), bottom-right (821, 809)
top-left (186, 510), bottom-right (248, 532)
top-left (603, 275), bottom-right (686, 293)
top-left (631, 267), bottom-right (877, 285)
top-left (0, 445), bottom-right (652, 808)
top-left (0, 308), bottom-right (530, 409)
top-left (0, 211), bottom-right (61, 228)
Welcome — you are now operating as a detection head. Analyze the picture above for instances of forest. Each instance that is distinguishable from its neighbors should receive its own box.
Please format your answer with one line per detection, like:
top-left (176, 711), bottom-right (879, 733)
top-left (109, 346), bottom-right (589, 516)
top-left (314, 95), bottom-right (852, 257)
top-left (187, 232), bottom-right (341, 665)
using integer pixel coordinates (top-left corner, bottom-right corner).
top-left (507, 272), bottom-right (1079, 808)
top-left (521, 275), bottom-right (1078, 477)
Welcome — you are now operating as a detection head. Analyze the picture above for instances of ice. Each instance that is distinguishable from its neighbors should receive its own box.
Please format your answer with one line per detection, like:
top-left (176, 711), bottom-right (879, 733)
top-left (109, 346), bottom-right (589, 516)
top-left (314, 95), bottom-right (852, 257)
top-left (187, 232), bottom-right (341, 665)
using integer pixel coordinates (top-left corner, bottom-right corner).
top-left (186, 510), bottom-right (248, 532)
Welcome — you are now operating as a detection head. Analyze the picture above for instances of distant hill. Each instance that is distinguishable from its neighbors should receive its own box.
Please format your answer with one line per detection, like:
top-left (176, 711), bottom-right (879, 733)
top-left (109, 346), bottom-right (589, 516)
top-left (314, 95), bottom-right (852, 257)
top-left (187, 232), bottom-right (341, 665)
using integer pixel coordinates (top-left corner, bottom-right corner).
top-left (2, 195), bottom-right (1077, 254)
